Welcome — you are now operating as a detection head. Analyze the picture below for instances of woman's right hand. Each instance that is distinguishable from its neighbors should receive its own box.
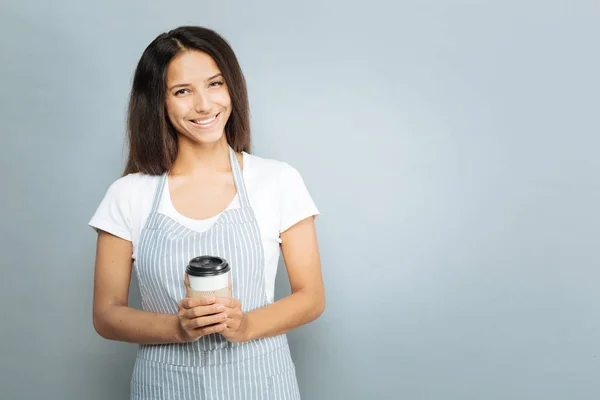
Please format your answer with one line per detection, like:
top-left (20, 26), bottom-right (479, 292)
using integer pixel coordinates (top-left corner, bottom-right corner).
top-left (176, 274), bottom-right (228, 343)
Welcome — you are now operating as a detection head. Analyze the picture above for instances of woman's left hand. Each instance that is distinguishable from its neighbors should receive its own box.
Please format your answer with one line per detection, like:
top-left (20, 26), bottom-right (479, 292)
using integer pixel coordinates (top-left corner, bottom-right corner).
top-left (215, 276), bottom-right (248, 342)
top-left (215, 296), bottom-right (248, 343)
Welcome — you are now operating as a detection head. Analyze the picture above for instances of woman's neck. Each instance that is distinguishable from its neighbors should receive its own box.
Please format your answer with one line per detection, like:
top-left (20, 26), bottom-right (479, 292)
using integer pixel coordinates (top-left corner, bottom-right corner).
top-left (171, 136), bottom-right (231, 176)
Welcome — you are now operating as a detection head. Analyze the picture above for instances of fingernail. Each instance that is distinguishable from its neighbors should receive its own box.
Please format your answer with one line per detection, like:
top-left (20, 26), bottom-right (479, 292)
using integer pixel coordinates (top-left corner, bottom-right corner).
top-left (206, 297), bottom-right (215, 303)
top-left (216, 304), bottom-right (225, 311)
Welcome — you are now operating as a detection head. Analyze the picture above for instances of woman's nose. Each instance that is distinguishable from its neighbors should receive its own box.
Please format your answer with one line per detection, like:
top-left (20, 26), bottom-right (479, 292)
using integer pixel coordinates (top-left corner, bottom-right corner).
top-left (193, 90), bottom-right (210, 113)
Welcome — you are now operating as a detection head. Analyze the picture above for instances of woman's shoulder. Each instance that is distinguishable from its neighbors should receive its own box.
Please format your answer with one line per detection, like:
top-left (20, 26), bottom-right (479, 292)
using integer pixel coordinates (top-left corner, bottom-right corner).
top-left (243, 152), bottom-right (319, 231)
top-left (243, 152), bottom-right (299, 181)
top-left (101, 172), bottom-right (162, 203)
top-left (243, 152), bottom-right (314, 206)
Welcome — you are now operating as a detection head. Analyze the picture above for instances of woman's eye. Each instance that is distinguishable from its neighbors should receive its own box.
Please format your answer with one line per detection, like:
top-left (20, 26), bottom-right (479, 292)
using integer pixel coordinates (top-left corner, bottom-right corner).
top-left (210, 81), bottom-right (224, 87)
top-left (175, 88), bottom-right (190, 95)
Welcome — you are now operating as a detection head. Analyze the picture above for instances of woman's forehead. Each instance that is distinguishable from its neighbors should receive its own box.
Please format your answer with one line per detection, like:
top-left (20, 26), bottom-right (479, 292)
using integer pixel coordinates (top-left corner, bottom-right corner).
top-left (166, 50), bottom-right (222, 83)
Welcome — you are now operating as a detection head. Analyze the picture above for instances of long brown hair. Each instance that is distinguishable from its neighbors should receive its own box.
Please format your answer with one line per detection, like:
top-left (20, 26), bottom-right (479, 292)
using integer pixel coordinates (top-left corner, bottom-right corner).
top-left (123, 26), bottom-right (251, 176)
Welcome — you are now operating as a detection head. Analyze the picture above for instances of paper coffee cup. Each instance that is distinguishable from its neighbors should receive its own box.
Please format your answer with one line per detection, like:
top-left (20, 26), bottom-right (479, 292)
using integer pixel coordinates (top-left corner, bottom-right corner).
top-left (185, 256), bottom-right (231, 298)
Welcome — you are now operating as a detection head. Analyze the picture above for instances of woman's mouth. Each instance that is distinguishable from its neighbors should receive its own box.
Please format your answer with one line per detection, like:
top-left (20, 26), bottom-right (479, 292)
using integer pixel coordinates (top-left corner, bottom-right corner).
top-left (190, 113), bottom-right (219, 129)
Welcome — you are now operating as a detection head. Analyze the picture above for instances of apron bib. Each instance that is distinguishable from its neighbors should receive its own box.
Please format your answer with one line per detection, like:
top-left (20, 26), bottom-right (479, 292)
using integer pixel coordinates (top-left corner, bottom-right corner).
top-left (130, 147), bottom-right (300, 399)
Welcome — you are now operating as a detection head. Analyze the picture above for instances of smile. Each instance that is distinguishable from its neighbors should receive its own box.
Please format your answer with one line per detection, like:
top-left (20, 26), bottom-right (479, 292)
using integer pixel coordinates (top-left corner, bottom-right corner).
top-left (190, 113), bottom-right (219, 128)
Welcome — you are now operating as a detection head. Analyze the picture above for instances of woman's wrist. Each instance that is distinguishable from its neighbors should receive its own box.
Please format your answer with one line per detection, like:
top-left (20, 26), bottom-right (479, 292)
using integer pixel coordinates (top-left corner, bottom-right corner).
top-left (238, 313), bottom-right (253, 342)
top-left (172, 314), bottom-right (187, 343)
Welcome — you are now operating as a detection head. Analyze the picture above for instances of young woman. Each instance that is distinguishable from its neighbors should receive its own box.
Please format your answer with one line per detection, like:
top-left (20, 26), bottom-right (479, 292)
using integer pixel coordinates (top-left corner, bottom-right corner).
top-left (89, 26), bottom-right (324, 399)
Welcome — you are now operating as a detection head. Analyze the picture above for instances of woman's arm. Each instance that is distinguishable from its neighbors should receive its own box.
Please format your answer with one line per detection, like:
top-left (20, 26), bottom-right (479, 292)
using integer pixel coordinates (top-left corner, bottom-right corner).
top-left (220, 216), bottom-right (325, 342)
top-left (92, 231), bottom-right (226, 344)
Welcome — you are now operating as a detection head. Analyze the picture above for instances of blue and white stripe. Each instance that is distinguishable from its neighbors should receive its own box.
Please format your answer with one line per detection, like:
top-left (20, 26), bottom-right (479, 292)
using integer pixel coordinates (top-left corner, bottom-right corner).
top-left (130, 147), bottom-right (300, 399)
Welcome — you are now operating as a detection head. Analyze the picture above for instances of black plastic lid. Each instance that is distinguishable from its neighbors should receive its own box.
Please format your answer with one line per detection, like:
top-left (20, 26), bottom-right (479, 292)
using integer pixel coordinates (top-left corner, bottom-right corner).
top-left (186, 256), bottom-right (230, 277)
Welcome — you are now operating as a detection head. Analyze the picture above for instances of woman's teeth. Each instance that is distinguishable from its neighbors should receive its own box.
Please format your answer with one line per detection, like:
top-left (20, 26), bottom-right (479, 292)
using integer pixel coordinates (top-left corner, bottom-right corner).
top-left (192, 115), bottom-right (217, 125)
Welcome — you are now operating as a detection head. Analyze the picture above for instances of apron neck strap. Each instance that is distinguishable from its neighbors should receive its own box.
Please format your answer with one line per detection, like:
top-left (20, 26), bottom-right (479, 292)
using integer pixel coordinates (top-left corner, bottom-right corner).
top-left (150, 173), bottom-right (168, 215)
top-left (229, 146), bottom-right (251, 208)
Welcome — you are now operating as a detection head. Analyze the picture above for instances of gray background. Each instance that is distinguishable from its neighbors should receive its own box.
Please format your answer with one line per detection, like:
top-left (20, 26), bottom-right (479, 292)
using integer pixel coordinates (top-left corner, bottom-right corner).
top-left (1, 0), bottom-right (599, 399)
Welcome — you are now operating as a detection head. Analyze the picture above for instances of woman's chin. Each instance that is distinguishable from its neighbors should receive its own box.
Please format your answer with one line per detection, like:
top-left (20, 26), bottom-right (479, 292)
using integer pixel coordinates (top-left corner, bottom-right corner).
top-left (179, 129), bottom-right (226, 147)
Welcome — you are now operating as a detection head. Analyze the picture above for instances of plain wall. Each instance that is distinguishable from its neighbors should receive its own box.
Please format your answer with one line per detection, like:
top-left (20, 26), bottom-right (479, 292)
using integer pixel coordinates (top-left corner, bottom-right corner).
top-left (1, 1), bottom-right (599, 399)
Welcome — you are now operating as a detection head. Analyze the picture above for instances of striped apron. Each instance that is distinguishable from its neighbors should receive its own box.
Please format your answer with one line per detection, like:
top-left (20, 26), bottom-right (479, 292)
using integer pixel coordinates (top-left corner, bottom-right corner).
top-left (130, 147), bottom-right (301, 399)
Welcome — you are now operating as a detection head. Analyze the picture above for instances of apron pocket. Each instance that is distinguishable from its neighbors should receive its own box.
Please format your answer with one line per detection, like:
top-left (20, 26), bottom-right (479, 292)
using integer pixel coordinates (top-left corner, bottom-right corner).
top-left (130, 381), bottom-right (163, 399)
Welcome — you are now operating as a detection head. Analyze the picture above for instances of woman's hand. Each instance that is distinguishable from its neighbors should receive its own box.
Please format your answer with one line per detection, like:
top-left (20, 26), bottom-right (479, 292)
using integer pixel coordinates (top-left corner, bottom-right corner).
top-left (211, 276), bottom-right (249, 343)
top-left (215, 296), bottom-right (249, 343)
top-left (176, 274), bottom-right (228, 343)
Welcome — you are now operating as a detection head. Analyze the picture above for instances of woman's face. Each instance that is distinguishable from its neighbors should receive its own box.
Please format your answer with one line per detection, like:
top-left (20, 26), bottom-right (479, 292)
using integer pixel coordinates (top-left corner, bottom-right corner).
top-left (165, 50), bottom-right (232, 146)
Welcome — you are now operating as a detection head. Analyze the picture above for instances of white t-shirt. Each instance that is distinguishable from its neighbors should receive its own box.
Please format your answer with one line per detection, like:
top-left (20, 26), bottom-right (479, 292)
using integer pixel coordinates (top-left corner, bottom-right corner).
top-left (88, 152), bottom-right (320, 302)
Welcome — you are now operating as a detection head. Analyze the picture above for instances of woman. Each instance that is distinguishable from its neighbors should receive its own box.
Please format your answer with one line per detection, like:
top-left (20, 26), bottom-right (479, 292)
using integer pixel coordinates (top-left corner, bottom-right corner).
top-left (89, 26), bottom-right (325, 399)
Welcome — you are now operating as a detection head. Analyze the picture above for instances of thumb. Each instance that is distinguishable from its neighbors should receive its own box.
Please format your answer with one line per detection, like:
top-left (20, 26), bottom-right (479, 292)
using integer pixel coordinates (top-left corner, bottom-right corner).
top-left (184, 272), bottom-right (191, 298)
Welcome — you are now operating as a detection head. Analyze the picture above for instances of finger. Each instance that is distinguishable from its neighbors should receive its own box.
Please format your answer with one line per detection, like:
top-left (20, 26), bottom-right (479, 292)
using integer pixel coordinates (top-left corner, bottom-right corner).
top-left (182, 303), bottom-right (224, 319)
top-left (184, 273), bottom-right (191, 298)
top-left (190, 312), bottom-right (228, 329)
top-left (197, 323), bottom-right (227, 337)
top-left (214, 296), bottom-right (235, 308)
top-left (180, 296), bottom-right (216, 310)
top-left (229, 298), bottom-right (240, 309)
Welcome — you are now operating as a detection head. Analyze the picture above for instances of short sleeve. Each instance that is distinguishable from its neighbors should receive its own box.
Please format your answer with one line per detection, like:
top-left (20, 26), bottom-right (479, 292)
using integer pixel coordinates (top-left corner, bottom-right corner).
top-left (88, 176), bottom-right (133, 241)
top-left (278, 163), bottom-right (320, 233)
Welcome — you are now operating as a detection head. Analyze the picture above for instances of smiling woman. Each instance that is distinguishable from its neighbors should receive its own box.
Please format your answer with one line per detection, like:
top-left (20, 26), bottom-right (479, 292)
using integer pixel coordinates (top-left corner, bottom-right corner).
top-left (88, 26), bottom-right (324, 400)
top-left (124, 26), bottom-right (251, 176)
top-left (165, 52), bottom-right (232, 147)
